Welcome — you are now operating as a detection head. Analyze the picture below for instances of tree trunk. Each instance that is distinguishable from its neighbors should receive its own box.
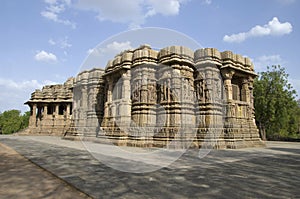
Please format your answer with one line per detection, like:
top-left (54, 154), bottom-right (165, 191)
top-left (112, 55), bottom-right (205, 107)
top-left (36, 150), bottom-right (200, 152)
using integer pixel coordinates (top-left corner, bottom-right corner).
top-left (258, 122), bottom-right (267, 141)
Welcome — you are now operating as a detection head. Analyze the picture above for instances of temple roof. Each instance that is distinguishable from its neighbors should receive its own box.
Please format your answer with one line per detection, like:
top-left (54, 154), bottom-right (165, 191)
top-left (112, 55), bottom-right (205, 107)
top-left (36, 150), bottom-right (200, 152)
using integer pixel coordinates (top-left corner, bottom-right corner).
top-left (25, 78), bottom-right (74, 104)
top-left (104, 45), bottom-right (255, 75)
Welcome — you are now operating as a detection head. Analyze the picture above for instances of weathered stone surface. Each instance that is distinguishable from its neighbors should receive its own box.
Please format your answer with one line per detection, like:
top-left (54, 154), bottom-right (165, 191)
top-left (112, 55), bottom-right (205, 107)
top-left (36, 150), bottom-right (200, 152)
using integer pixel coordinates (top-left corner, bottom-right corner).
top-left (25, 45), bottom-right (264, 149)
top-left (66, 68), bottom-right (105, 139)
top-left (0, 141), bottom-right (91, 199)
top-left (1, 136), bottom-right (299, 198)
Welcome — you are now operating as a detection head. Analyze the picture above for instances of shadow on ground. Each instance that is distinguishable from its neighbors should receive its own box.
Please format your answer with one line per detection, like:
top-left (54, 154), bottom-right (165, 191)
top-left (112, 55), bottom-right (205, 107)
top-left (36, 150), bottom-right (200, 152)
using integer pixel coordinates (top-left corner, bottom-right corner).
top-left (0, 137), bottom-right (299, 199)
top-left (0, 143), bottom-right (90, 199)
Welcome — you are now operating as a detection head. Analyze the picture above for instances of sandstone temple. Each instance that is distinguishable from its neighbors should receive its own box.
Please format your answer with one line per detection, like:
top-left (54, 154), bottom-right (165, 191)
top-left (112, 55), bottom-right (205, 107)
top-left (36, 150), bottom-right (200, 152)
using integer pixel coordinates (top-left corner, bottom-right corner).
top-left (25, 45), bottom-right (264, 149)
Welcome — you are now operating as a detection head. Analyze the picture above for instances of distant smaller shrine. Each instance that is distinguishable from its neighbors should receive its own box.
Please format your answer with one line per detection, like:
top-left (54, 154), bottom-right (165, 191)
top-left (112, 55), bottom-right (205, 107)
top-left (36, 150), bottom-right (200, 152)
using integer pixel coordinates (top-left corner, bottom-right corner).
top-left (24, 78), bottom-right (74, 135)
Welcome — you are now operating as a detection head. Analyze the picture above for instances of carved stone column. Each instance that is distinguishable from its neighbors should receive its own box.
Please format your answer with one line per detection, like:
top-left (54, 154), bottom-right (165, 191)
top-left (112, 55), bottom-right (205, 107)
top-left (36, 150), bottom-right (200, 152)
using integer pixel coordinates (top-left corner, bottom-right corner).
top-left (55, 104), bottom-right (59, 116)
top-left (66, 104), bottom-right (71, 117)
top-left (36, 105), bottom-right (43, 130)
top-left (101, 79), bottom-right (110, 129)
top-left (32, 104), bottom-right (37, 118)
top-left (220, 69), bottom-right (238, 134)
top-left (102, 76), bottom-right (116, 135)
top-left (119, 70), bottom-right (131, 125)
top-left (248, 77), bottom-right (254, 108)
top-left (241, 79), bottom-right (250, 103)
top-left (122, 71), bottom-right (131, 100)
top-left (221, 69), bottom-right (235, 101)
top-left (140, 70), bottom-right (148, 104)
top-left (29, 104), bottom-right (37, 127)
top-left (248, 77), bottom-right (256, 123)
top-left (107, 78), bottom-right (113, 103)
top-left (81, 86), bottom-right (88, 110)
top-left (44, 105), bottom-right (48, 119)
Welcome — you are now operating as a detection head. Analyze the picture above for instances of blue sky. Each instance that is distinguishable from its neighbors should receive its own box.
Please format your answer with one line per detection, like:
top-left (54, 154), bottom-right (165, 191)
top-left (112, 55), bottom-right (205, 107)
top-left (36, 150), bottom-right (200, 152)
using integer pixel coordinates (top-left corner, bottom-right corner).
top-left (0, 0), bottom-right (299, 113)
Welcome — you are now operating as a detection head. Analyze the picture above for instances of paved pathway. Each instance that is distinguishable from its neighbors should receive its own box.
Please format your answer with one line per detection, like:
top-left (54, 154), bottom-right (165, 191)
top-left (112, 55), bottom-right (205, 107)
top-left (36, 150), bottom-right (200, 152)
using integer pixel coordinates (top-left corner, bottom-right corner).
top-left (0, 135), bottom-right (299, 198)
top-left (0, 142), bottom-right (91, 199)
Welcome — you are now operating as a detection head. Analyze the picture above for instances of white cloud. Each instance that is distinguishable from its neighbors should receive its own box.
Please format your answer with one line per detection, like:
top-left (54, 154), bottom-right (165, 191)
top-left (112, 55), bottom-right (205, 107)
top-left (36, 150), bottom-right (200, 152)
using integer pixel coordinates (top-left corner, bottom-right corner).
top-left (83, 41), bottom-right (133, 70)
top-left (60, 38), bottom-right (72, 49)
top-left (202, 0), bottom-right (212, 5)
top-left (41, 11), bottom-right (58, 21)
top-left (34, 50), bottom-right (57, 62)
top-left (223, 33), bottom-right (247, 43)
top-left (87, 41), bottom-right (133, 56)
top-left (87, 48), bottom-right (94, 55)
top-left (48, 39), bottom-right (56, 45)
top-left (75, 0), bottom-right (188, 28)
top-left (0, 78), bottom-right (58, 113)
top-left (253, 54), bottom-right (284, 72)
top-left (41, 0), bottom-right (76, 29)
top-left (145, 0), bottom-right (181, 17)
top-left (46, 3), bottom-right (65, 13)
top-left (224, 17), bottom-right (293, 43)
top-left (0, 79), bottom-right (55, 90)
top-left (105, 41), bottom-right (133, 52)
top-left (75, 0), bottom-right (144, 26)
top-left (48, 37), bottom-right (72, 49)
top-left (44, 0), bottom-right (57, 4)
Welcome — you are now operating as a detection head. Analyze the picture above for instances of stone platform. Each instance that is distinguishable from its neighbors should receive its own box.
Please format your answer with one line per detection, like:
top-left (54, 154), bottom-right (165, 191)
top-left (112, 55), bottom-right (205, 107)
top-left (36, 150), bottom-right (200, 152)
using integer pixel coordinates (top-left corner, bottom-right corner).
top-left (0, 135), bottom-right (299, 198)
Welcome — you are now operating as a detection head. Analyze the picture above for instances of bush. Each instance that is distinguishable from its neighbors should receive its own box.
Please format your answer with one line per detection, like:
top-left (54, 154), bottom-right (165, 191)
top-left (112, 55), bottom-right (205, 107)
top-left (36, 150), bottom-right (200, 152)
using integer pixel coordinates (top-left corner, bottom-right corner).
top-left (0, 110), bottom-right (30, 134)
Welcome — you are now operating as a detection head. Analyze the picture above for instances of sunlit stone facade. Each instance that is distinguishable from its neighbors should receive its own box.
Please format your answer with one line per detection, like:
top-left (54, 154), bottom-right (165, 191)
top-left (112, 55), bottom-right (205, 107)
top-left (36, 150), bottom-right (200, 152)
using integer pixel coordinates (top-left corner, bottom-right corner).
top-left (26, 45), bottom-right (264, 149)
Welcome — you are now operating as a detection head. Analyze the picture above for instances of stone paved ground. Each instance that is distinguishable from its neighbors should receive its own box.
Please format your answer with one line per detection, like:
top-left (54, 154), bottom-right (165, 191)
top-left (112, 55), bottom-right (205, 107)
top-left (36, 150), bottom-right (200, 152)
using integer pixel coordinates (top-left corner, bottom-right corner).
top-left (0, 141), bottom-right (91, 199)
top-left (0, 135), bottom-right (299, 199)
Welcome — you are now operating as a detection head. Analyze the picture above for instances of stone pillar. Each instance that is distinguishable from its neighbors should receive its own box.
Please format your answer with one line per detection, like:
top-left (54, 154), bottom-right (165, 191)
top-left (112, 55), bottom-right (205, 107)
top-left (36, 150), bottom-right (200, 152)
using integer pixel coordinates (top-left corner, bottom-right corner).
top-left (118, 70), bottom-right (132, 129)
top-left (66, 104), bottom-right (71, 118)
top-left (248, 78), bottom-right (256, 123)
top-left (81, 86), bottom-right (88, 110)
top-left (36, 106), bottom-right (42, 129)
top-left (44, 105), bottom-right (48, 119)
top-left (111, 103), bottom-right (116, 118)
top-left (102, 77), bottom-right (114, 131)
top-left (32, 104), bottom-right (37, 118)
top-left (122, 71), bottom-right (131, 99)
top-left (221, 70), bottom-right (237, 127)
top-left (221, 69), bottom-right (235, 101)
top-left (248, 78), bottom-right (254, 108)
top-left (140, 70), bottom-right (148, 104)
top-left (241, 79), bottom-right (250, 103)
top-left (79, 86), bottom-right (88, 134)
top-left (29, 104), bottom-right (37, 127)
top-left (55, 104), bottom-right (59, 116)
top-left (107, 78), bottom-right (113, 103)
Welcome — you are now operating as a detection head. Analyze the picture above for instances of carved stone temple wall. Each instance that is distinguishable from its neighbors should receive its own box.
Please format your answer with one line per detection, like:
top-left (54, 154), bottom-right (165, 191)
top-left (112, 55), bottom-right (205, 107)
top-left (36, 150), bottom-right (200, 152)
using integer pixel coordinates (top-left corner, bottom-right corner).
top-left (25, 45), bottom-right (264, 149)
top-left (65, 68), bottom-right (105, 138)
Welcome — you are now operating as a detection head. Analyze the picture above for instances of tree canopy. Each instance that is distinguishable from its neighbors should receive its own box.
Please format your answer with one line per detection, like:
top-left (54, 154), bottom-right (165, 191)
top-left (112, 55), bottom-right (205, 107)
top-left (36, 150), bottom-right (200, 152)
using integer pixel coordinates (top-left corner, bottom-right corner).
top-left (0, 110), bottom-right (30, 134)
top-left (254, 65), bottom-right (300, 140)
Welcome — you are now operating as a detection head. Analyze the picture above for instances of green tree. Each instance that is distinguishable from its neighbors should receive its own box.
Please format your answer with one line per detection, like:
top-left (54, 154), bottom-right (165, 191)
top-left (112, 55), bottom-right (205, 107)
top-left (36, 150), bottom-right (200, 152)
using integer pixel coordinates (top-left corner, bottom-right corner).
top-left (254, 65), bottom-right (299, 140)
top-left (21, 111), bottom-right (30, 129)
top-left (0, 110), bottom-right (30, 134)
top-left (294, 99), bottom-right (300, 135)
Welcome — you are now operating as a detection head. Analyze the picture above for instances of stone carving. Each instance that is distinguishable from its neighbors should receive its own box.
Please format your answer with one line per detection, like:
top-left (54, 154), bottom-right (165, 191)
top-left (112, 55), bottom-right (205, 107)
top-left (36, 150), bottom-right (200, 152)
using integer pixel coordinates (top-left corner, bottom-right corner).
top-left (25, 45), bottom-right (264, 149)
top-left (195, 80), bottom-right (205, 101)
top-left (147, 84), bottom-right (156, 103)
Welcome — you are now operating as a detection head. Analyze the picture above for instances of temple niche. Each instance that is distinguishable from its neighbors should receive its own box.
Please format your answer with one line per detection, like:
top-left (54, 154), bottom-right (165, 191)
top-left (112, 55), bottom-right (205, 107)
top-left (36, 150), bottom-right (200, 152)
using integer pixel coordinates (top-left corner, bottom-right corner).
top-left (25, 45), bottom-right (264, 149)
